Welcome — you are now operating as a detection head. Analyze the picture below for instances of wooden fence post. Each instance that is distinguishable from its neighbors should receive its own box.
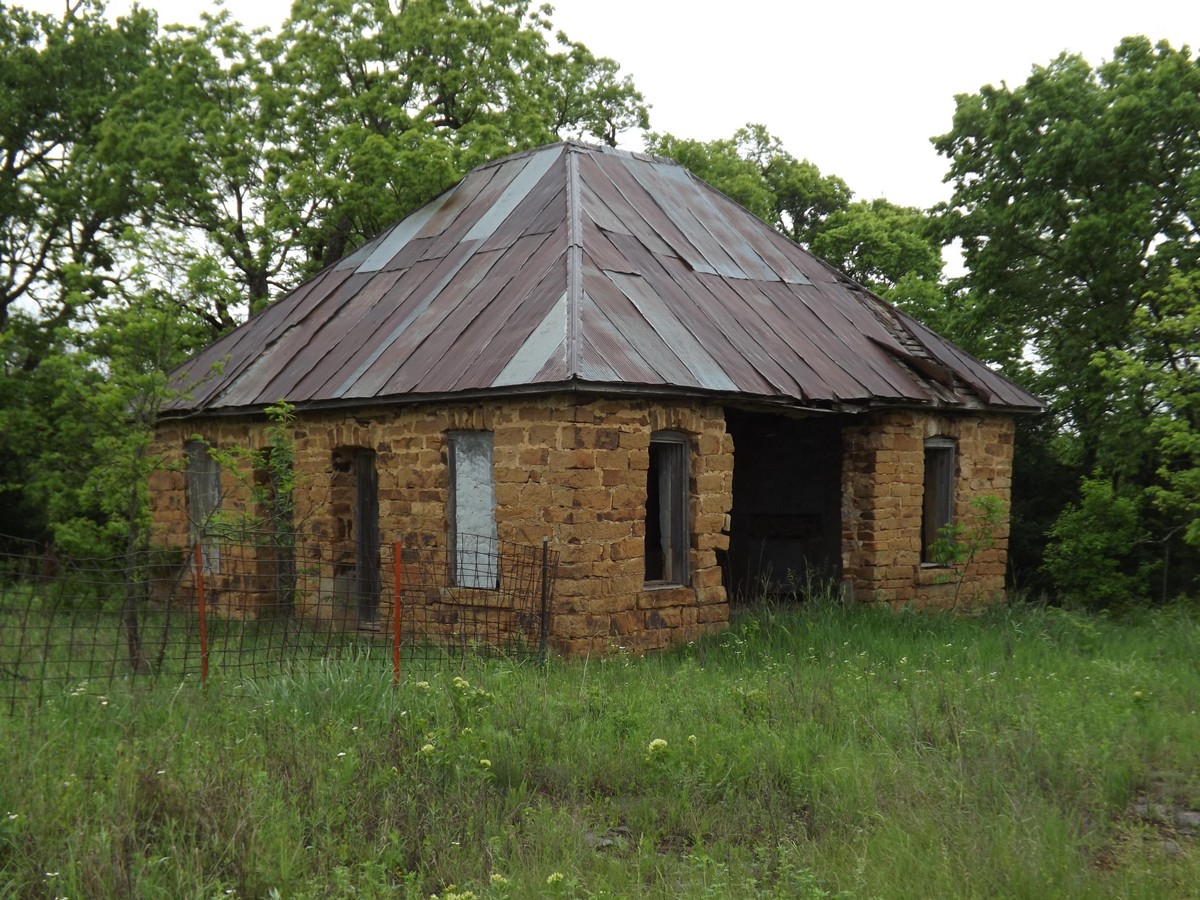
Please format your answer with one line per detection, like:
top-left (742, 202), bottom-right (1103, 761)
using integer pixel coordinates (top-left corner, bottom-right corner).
top-left (393, 540), bottom-right (403, 686)
top-left (193, 543), bottom-right (209, 684)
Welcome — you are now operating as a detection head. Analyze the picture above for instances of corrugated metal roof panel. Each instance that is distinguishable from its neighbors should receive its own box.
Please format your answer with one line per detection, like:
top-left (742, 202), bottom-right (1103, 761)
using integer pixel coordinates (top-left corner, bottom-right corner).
top-left (359, 201), bottom-right (441, 272)
top-left (480, 164), bottom-right (565, 250)
top-left (492, 290), bottom-right (569, 387)
top-left (604, 270), bottom-right (738, 393)
top-left (628, 250), bottom-right (786, 397)
top-left (582, 267), bottom-right (695, 386)
top-left (578, 290), bottom-right (668, 385)
top-left (166, 267), bottom-right (351, 412)
top-left (255, 268), bottom-right (407, 401)
top-left (221, 270), bottom-right (377, 406)
top-left (290, 258), bottom-right (442, 399)
top-left (576, 154), bottom-right (676, 258)
top-left (899, 311), bottom-right (1042, 409)
top-left (463, 145), bottom-right (562, 244)
top-left (369, 232), bottom-right (556, 397)
top-left (410, 164), bottom-right (495, 239)
top-left (418, 238), bottom-right (567, 393)
top-left (576, 333), bottom-right (619, 382)
top-left (597, 227), bottom-right (775, 393)
top-left (165, 140), bottom-right (1041, 417)
top-left (330, 240), bottom-right (483, 397)
top-left (623, 158), bottom-right (780, 282)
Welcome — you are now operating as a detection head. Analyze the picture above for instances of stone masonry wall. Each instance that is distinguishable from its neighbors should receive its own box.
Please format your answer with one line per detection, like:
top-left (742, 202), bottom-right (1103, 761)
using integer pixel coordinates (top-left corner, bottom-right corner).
top-left (149, 395), bottom-right (733, 653)
top-left (841, 409), bottom-right (1016, 608)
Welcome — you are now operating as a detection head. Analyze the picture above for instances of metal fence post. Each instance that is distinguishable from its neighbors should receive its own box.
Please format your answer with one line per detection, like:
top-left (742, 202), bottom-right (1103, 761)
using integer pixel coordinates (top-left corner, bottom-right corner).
top-left (538, 536), bottom-right (549, 666)
top-left (193, 543), bottom-right (209, 684)
top-left (393, 540), bottom-right (403, 686)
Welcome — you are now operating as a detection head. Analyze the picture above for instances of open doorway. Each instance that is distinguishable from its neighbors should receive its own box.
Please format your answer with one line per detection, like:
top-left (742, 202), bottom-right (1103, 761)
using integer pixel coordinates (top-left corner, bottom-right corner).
top-left (331, 446), bottom-right (381, 627)
top-left (724, 409), bottom-right (843, 603)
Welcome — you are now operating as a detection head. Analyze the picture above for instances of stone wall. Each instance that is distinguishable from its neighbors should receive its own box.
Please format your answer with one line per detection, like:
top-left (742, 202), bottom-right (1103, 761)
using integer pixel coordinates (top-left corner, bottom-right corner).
top-left (149, 395), bottom-right (733, 653)
top-left (150, 398), bottom-right (1019, 645)
top-left (841, 409), bottom-right (1015, 608)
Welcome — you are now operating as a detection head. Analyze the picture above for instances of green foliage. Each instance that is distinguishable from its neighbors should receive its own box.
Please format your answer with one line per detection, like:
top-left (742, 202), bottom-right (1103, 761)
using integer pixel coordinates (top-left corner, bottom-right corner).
top-left (1, 231), bottom-right (209, 556)
top-left (0, 0), bottom-right (156, 340)
top-left (3, 603), bottom-right (1198, 896)
top-left (929, 495), bottom-right (1006, 609)
top-left (203, 400), bottom-right (302, 539)
top-left (0, 0), bottom-right (161, 546)
top-left (935, 37), bottom-right (1200, 595)
top-left (1095, 268), bottom-right (1200, 549)
top-left (103, 0), bottom-right (649, 308)
top-left (930, 495), bottom-right (1004, 567)
top-left (1044, 474), bottom-right (1157, 607)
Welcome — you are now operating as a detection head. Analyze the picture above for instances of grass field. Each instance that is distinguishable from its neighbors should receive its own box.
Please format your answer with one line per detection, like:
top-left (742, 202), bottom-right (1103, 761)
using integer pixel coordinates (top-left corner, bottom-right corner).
top-left (1, 599), bottom-right (1197, 898)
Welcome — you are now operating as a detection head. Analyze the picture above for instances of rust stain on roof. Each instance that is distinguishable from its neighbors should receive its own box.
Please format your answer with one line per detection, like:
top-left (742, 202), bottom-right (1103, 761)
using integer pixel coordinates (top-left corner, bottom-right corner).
top-left (165, 142), bottom-right (1043, 416)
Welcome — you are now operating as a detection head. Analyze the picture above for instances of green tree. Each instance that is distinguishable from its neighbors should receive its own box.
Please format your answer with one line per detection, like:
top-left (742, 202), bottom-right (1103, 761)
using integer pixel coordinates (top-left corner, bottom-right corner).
top-left (0, 0), bottom-right (156, 350)
top-left (0, 0), bottom-right (159, 542)
top-left (1097, 269), bottom-right (1200, 550)
top-left (273, 0), bottom-right (647, 270)
top-left (12, 231), bottom-right (212, 556)
top-left (1043, 475), bottom-right (1156, 608)
top-left (99, 10), bottom-right (290, 323)
top-left (105, 0), bottom-right (649, 315)
top-left (935, 37), bottom-right (1200, 599)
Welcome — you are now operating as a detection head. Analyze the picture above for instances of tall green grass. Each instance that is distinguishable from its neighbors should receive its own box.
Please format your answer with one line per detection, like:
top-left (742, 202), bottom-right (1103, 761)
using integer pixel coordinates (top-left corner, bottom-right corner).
top-left (1, 600), bottom-right (1197, 898)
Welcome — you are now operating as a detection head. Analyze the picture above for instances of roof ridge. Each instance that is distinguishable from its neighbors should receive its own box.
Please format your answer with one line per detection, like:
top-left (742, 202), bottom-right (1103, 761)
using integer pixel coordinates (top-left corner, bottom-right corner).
top-left (565, 145), bottom-right (583, 377)
top-left (472, 139), bottom-right (684, 176)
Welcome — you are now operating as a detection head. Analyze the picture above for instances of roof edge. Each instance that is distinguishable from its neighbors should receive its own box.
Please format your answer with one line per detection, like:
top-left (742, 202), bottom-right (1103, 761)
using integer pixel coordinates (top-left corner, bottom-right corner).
top-left (156, 377), bottom-right (1041, 426)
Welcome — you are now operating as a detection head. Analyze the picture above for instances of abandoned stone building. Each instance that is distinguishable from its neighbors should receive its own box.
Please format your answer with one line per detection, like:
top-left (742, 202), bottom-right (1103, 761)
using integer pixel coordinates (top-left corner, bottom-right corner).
top-left (150, 141), bottom-right (1041, 654)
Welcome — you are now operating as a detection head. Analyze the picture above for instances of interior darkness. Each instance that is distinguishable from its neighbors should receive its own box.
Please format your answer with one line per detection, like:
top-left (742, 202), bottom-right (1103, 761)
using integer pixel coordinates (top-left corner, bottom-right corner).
top-left (644, 443), bottom-right (665, 582)
top-left (723, 408), bottom-right (844, 602)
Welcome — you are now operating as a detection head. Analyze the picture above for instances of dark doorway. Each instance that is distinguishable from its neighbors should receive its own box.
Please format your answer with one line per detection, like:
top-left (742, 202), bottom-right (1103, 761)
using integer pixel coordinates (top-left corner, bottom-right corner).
top-left (724, 409), bottom-right (843, 602)
top-left (332, 446), bottom-right (381, 627)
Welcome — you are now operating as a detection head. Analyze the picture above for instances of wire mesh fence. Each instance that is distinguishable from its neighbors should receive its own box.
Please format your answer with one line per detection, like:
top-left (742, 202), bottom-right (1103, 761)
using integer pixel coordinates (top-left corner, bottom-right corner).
top-left (0, 531), bottom-right (557, 713)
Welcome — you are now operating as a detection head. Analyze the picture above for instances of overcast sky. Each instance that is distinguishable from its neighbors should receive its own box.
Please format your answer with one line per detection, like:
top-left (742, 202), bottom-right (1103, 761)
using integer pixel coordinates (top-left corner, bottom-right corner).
top-left (23, 0), bottom-right (1200, 208)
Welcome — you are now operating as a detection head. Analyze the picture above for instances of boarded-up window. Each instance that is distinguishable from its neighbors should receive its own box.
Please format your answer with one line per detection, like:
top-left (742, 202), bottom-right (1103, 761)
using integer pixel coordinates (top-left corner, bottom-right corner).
top-left (645, 431), bottom-right (689, 585)
top-left (185, 440), bottom-right (221, 571)
top-left (922, 437), bottom-right (956, 563)
top-left (447, 431), bottom-right (498, 589)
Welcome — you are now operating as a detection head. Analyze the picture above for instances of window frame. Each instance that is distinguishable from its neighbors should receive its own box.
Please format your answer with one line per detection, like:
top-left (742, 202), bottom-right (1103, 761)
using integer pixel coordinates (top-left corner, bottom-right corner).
top-left (644, 430), bottom-right (690, 587)
top-left (921, 437), bottom-right (956, 565)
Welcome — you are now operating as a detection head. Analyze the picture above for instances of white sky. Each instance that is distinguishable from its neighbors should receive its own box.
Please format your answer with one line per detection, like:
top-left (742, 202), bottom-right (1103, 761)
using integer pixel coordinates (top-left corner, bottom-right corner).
top-left (23, 0), bottom-right (1200, 209)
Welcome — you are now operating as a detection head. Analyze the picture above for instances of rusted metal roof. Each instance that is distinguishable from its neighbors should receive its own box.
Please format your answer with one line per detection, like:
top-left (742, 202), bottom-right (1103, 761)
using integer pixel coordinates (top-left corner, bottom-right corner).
top-left (164, 142), bottom-right (1042, 415)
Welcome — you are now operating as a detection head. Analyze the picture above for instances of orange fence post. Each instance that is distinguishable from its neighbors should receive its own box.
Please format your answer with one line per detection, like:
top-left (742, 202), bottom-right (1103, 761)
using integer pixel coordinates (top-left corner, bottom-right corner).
top-left (194, 543), bottom-right (209, 684)
top-left (393, 540), bottom-right (403, 686)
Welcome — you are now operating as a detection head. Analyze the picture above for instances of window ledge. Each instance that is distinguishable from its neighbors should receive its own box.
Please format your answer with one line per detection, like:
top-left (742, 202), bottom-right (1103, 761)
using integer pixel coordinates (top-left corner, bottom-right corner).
top-left (642, 580), bottom-right (689, 591)
top-left (916, 564), bottom-right (961, 586)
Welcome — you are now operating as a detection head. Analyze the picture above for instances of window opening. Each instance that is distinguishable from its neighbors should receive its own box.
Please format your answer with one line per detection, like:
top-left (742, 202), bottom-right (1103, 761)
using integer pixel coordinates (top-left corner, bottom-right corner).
top-left (448, 431), bottom-right (499, 589)
top-left (922, 437), bottom-right (956, 563)
top-left (645, 431), bottom-right (689, 585)
top-left (332, 447), bottom-right (380, 626)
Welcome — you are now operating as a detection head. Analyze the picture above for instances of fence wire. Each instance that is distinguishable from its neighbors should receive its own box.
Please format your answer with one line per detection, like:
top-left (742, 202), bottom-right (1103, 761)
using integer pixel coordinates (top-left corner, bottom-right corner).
top-left (0, 532), bottom-right (557, 713)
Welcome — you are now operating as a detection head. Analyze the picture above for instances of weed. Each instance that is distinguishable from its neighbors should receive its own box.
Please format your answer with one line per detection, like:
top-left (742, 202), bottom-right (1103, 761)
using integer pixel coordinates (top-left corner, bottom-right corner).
top-left (1, 603), bottom-right (1198, 896)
